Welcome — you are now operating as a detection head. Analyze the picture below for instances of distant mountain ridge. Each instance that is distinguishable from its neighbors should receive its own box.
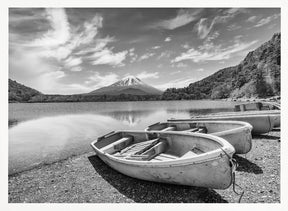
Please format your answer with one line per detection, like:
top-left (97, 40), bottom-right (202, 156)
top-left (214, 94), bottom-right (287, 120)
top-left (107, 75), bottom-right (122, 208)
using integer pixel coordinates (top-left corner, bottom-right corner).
top-left (88, 76), bottom-right (163, 96)
top-left (162, 33), bottom-right (280, 100)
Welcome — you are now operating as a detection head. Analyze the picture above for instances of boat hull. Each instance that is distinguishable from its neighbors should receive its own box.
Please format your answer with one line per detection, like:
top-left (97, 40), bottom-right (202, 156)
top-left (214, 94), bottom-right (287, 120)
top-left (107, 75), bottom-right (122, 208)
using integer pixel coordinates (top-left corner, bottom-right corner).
top-left (170, 114), bottom-right (277, 135)
top-left (97, 153), bottom-right (233, 189)
top-left (216, 110), bottom-right (280, 128)
top-left (147, 121), bottom-right (252, 154)
top-left (91, 131), bottom-right (235, 189)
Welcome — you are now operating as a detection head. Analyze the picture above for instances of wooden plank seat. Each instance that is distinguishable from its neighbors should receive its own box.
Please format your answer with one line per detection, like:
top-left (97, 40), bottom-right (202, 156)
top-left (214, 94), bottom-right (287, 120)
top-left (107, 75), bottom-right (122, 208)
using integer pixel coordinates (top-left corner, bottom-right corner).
top-left (116, 138), bottom-right (160, 156)
top-left (101, 137), bottom-right (133, 154)
top-left (114, 139), bottom-right (168, 161)
top-left (184, 126), bottom-right (207, 133)
top-left (184, 127), bottom-right (199, 132)
top-left (160, 126), bottom-right (176, 131)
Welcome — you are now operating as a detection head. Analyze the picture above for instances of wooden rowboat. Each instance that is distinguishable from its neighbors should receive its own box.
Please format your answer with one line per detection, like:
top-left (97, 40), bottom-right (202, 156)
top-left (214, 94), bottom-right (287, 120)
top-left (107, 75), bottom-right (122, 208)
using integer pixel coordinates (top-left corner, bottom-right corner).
top-left (233, 102), bottom-right (280, 128)
top-left (91, 130), bottom-right (235, 189)
top-left (146, 121), bottom-right (252, 154)
top-left (169, 113), bottom-right (278, 135)
top-left (234, 102), bottom-right (280, 112)
top-left (233, 101), bottom-right (280, 128)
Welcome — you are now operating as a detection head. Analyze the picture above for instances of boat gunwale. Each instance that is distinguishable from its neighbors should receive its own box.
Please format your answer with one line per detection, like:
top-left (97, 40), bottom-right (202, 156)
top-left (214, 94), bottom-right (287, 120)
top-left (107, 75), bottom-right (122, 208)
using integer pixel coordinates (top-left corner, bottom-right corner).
top-left (234, 101), bottom-right (280, 110)
top-left (169, 113), bottom-right (280, 121)
top-left (145, 120), bottom-right (253, 137)
top-left (90, 130), bottom-right (235, 167)
top-left (200, 110), bottom-right (280, 117)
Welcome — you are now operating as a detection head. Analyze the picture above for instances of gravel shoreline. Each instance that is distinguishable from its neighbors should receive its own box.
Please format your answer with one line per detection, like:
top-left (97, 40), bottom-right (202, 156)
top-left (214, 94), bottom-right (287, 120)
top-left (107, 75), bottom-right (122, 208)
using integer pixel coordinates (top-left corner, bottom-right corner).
top-left (8, 129), bottom-right (280, 203)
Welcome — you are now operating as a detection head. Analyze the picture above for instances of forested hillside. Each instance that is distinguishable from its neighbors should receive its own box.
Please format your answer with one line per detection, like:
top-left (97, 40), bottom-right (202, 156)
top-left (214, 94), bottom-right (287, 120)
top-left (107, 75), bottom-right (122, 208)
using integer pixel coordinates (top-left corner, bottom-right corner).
top-left (9, 79), bottom-right (42, 102)
top-left (162, 33), bottom-right (280, 100)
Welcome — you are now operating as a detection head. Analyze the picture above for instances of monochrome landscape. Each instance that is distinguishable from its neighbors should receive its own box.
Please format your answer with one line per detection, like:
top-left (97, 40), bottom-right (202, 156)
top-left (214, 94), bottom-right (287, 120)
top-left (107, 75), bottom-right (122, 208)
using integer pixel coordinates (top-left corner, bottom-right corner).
top-left (8, 8), bottom-right (280, 203)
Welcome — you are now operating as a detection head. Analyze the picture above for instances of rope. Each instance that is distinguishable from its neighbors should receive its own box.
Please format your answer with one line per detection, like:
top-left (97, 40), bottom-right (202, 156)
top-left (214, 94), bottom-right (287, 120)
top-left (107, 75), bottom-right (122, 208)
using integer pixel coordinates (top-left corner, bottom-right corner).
top-left (220, 148), bottom-right (245, 203)
top-left (230, 159), bottom-right (245, 203)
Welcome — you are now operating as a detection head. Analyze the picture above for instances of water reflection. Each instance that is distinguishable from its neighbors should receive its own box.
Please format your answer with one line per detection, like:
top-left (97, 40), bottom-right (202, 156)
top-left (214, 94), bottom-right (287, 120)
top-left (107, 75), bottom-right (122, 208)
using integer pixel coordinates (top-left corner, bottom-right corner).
top-left (9, 114), bottom-right (122, 174)
top-left (9, 110), bottom-right (190, 174)
top-left (103, 110), bottom-right (158, 126)
top-left (9, 101), bottom-right (234, 175)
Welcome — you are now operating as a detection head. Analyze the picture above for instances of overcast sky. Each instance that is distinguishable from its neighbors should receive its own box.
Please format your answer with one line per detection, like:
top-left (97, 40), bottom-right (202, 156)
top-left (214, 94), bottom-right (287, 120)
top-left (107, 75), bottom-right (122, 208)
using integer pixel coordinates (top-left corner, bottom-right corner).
top-left (9, 8), bottom-right (280, 94)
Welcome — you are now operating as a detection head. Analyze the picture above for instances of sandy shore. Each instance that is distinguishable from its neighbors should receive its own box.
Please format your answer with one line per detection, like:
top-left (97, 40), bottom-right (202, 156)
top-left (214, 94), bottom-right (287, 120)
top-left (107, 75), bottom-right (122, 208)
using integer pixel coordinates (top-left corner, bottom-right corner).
top-left (8, 129), bottom-right (280, 203)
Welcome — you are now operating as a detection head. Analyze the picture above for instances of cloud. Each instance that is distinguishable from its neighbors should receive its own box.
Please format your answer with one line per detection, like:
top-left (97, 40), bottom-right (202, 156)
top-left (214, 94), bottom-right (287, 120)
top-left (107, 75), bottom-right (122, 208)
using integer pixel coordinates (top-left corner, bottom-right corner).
top-left (89, 49), bottom-right (128, 67)
top-left (246, 16), bottom-right (257, 22)
top-left (13, 9), bottom-right (106, 67)
top-left (40, 71), bottom-right (119, 94)
top-left (128, 48), bottom-right (138, 63)
top-left (195, 18), bottom-right (216, 39)
top-left (129, 48), bottom-right (135, 54)
top-left (85, 72), bottom-right (119, 89)
top-left (225, 8), bottom-right (248, 15)
top-left (138, 52), bottom-right (155, 61)
top-left (172, 40), bottom-right (258, 63)
top-left (9, 51), bottom-right (87, 95)
top-left (8, 48), bottom-right (89, 95)
top-left (23, 10), bottom-right (107, 66)
top-left (172, 62), bottom-right (188, 68)
top-left (234, 35), bottom-right (244, 41)
top-left (170, 70), bottom-right (181, 75)
top-left (9, 9), bottom-right (126, 94)
top-left (215, 8), bottom-right (248, 24)
top-left (80, 15), bottom-right (103, 45)
top-left (29, 8), bottom-right (70, 47)
top-left (194, 8), bottom-right (247, 39)
top-left (150, 9), bottom-right (201, 30)
top-left (205, 31), bottom-right (220, 42)
top-left (64, 56), bottom-right (82, 67)
top-left (75, 36), bottom-right (115, 56)
top-left (164, 37), bottom-right (172, 42)
top-left (155, 77), bottom-right (196, 90)
top-left (227, 24), bottom-right (241, 31)
top-left (152, 46), bottom-right (161, 49)
top-left (254, 13), bottom-right (280, 27)
top-left (182, 43), bottom-right (190, 49)
top-left (70, 66), bottom-right (82, 72)
top-left (130, 55), bottom-right (138, 63)
top-left (157, 51), bottom-right (173, 60)
top-left (136, 71), bottom-right (159, 80)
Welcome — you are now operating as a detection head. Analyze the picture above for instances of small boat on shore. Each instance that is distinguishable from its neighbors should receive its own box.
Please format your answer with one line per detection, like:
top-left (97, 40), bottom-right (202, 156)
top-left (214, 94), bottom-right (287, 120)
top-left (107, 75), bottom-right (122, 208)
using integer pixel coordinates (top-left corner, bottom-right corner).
top-left (146, 121), bottom-right (252, 154)
top-left (169, 113), bottom-right (279, 135)
top-left (91, 130), bottom-right (235, 189)
top-left (234, 102), bottom-right (280, 112)
top-left (233, 102), bottom-right (280, 128)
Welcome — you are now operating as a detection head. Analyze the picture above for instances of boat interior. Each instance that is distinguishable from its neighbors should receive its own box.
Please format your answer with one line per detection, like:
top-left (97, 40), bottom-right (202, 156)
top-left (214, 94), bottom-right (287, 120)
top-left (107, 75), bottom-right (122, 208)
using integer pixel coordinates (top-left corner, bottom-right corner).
top-left (94, 131), bottom-right (222, 161)
top-left (147, 122), bottom-right (241, 134)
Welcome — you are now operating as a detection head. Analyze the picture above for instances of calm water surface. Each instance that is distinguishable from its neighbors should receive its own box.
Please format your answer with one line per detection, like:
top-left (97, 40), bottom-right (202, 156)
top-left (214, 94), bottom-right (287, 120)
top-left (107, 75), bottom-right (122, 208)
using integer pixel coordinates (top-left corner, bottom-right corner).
top-left (9, 100), bottom-right (236, 174)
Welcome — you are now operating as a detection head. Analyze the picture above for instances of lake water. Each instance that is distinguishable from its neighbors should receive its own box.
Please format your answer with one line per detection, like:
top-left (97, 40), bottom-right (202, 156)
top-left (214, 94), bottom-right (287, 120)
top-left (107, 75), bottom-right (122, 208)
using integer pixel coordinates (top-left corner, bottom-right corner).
top-left (9, 100), bottom-right (236, 174)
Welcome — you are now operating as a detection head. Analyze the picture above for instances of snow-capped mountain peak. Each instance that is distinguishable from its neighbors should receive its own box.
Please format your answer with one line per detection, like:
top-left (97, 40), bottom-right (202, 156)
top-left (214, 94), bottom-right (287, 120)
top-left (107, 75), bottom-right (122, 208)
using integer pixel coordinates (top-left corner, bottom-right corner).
top-left (111, 75), bottom-right (144, 87)
top-left (89, 75), bottom-right (162, 95)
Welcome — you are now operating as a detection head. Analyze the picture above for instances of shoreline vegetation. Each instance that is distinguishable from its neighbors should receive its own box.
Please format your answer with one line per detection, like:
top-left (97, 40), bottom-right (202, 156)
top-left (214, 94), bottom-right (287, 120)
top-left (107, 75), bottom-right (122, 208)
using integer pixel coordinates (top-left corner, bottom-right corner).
top-left (8, 94), bottom-right (281, 104)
